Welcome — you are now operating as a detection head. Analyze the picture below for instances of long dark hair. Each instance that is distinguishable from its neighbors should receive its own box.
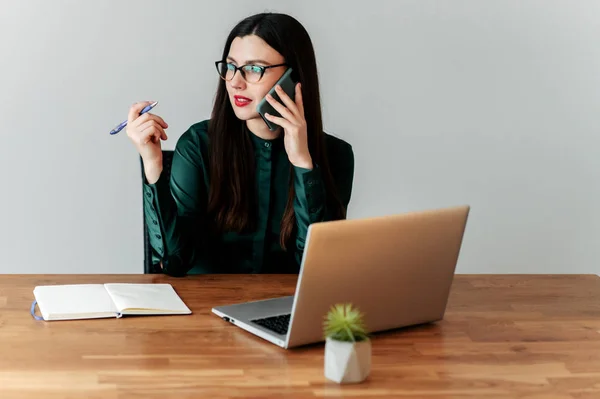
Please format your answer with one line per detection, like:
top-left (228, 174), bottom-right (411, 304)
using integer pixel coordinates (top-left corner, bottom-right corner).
top-left (207, 12), bottom-right (346, 249)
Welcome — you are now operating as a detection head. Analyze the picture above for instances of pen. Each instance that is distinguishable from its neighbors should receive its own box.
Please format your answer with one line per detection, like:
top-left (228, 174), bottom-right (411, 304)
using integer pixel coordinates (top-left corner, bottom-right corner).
top-left (109, 101), bottom-right (159, 135)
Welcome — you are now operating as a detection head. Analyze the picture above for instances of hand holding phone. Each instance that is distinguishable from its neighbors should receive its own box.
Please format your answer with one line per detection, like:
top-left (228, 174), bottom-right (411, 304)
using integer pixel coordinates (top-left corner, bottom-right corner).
top-left (256, 69), bottom-right (312, 169)
top-left (256, 68), bottom-right (297, 131)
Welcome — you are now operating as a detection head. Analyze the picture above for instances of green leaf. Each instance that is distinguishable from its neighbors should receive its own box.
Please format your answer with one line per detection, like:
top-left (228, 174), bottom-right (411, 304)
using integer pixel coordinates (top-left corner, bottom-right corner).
top-left (323, 303), bottom-right (369, 342)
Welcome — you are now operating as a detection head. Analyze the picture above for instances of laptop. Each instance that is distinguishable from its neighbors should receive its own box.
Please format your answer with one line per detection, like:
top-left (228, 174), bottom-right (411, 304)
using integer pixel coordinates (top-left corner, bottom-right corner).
top-left (211, 204), bottom-right (470, 349)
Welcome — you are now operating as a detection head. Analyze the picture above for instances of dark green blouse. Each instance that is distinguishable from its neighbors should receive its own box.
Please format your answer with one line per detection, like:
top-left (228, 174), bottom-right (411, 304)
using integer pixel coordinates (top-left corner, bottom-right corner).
top-left (143, 120), bottom-right (354, 276)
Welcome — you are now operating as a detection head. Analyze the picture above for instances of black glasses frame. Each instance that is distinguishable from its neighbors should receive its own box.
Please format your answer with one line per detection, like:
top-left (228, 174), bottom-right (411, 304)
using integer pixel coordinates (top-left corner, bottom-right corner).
top-left (215, 60), bottom-right (288, 83)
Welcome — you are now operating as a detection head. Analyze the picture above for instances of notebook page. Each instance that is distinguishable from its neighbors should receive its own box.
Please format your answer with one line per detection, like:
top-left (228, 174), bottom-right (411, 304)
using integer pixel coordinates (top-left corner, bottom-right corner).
top-left (33, 284), bottom-right (118, 320)
top-left (104, 284), bottom-right (191, 315)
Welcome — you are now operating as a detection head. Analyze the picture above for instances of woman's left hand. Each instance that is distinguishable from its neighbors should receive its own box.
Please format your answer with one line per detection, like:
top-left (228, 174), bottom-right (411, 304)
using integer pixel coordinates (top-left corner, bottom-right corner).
top-left (264, 83), bottom-right (313, 170)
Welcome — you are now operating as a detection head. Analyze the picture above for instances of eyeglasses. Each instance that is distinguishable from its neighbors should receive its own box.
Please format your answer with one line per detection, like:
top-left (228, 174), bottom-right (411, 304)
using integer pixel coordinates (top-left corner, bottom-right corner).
top-left (215, 60), bottom-right (287, 83)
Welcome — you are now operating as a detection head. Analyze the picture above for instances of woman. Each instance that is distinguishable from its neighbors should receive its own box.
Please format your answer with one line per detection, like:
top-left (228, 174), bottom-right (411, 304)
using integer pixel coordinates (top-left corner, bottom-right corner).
top-left (127, 12), bottom-right (354, 276)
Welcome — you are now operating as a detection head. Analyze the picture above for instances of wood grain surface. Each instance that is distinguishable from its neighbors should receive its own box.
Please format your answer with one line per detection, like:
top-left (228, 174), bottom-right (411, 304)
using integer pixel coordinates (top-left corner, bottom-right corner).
top-left (1, 274), bottom-right (599, 398)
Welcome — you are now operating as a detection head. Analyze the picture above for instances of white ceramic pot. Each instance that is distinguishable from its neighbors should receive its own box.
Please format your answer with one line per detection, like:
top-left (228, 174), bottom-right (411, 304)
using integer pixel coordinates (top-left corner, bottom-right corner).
top-left (324, 337), bottom-right (371, 383)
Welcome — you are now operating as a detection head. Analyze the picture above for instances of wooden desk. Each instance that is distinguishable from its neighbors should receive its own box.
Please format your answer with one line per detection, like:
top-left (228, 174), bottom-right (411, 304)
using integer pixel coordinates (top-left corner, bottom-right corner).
top-left (1, 274), bottom-right (599, 398)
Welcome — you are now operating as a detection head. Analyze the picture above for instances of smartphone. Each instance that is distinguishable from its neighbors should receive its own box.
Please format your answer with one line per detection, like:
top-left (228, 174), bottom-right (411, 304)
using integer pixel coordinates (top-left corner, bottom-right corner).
top-left (256, 68), bottom-right (297, 131)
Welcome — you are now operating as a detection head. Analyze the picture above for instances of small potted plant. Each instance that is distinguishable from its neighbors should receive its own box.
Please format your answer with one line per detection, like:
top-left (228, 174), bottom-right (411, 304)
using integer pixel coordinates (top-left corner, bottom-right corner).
top-left (323, 303), bottom-right (371, 383)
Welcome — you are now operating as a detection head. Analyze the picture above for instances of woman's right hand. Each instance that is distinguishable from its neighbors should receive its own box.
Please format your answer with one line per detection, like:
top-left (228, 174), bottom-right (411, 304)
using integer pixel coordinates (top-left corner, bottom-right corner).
top-left (126, 101), bottom-right (169, 183)
top-left (126, 101), bottom-right (169, 162)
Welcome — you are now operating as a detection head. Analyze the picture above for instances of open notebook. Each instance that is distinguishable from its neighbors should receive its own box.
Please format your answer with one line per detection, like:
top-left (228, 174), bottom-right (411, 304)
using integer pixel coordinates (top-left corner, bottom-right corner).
top-left (31, 283), bottom-right (192, 321)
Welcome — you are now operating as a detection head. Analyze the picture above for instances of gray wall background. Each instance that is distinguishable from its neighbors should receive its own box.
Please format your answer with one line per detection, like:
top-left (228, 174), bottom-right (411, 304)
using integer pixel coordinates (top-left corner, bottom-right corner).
top-left (0, 0), bottom-right (598, 274)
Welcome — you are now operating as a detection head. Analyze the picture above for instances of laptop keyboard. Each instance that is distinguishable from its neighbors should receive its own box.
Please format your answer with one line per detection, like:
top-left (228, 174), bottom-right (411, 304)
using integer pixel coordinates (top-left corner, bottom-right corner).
top-left (251, 314), bottom-right (291, 335)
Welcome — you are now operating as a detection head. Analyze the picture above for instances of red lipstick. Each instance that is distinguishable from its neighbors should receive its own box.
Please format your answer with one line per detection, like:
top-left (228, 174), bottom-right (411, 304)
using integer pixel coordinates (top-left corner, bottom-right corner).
top-left (234, 95), bottom-right (252, 107)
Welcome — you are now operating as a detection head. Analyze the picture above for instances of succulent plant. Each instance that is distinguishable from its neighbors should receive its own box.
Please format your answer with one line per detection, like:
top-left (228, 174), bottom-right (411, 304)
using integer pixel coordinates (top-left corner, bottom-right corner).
top-left (323, 303), bottom-right (369, 342)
